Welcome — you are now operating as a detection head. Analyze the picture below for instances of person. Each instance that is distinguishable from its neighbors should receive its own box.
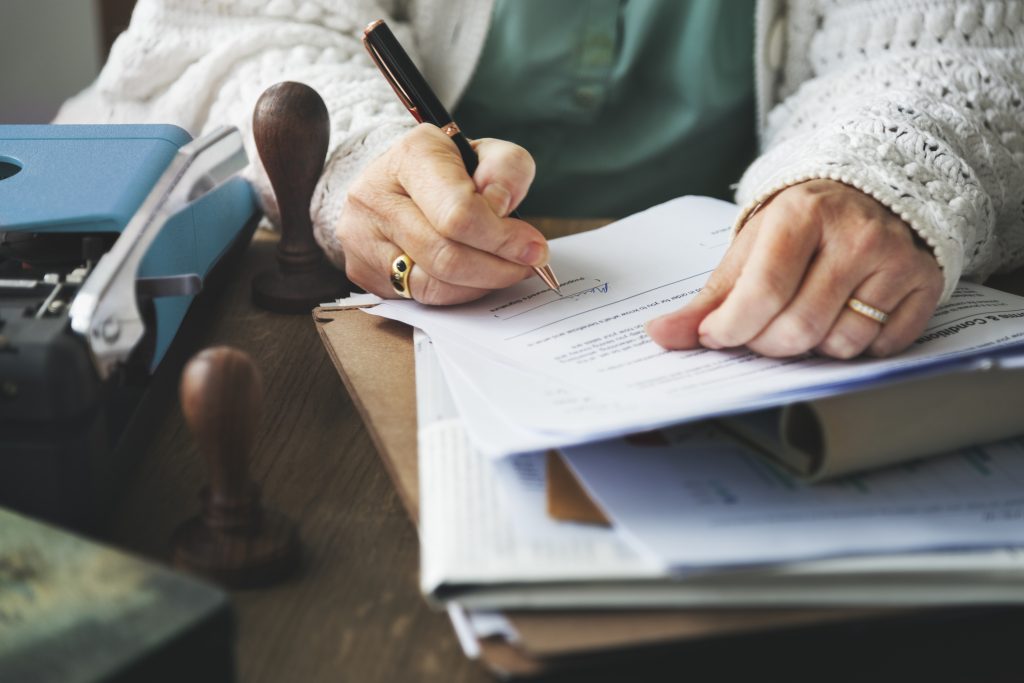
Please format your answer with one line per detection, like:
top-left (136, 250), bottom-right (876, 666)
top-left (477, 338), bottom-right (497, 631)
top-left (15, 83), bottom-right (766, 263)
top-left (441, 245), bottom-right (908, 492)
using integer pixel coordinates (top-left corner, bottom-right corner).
top-left (59, 0), bottom-right (1024, 360)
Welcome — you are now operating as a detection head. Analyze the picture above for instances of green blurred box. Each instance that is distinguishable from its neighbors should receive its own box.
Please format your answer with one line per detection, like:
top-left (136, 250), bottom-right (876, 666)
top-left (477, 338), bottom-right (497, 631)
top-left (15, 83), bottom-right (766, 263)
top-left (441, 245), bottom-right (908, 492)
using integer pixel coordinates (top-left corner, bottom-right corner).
top-left (0, 508), bottom-right (233, 683)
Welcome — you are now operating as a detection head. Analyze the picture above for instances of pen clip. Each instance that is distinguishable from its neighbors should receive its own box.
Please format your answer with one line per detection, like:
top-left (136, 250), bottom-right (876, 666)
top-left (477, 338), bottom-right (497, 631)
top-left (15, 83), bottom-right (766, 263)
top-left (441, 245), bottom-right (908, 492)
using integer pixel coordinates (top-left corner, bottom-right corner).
top-left (362, 22), bottom-right (423, 123)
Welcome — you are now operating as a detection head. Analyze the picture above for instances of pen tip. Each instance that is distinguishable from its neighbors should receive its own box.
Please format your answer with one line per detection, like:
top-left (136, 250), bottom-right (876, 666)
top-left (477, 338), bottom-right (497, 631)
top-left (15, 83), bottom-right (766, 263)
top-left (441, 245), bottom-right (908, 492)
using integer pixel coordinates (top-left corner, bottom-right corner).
top-left (535, 264), bottom-right (561, 295)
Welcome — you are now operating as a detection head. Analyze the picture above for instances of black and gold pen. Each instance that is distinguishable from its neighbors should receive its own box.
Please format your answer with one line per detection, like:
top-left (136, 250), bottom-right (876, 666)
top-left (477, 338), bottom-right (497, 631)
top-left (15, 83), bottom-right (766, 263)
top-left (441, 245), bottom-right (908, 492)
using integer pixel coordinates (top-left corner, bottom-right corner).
top-left (362, 19), bottom-right (561, 294)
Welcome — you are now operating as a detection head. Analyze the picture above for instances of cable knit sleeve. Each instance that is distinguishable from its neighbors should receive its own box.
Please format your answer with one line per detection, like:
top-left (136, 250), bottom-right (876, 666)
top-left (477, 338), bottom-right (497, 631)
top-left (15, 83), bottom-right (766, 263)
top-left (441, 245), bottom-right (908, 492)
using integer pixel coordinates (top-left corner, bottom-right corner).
top-left (54, 0), bottom-right (420, 267)
top-left (737, 1), bottom-right (1024, 303)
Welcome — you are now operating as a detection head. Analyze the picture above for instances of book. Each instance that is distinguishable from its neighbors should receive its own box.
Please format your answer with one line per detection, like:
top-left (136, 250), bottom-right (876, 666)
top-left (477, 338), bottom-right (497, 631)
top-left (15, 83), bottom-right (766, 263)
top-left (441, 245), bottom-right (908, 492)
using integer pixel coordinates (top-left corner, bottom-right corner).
top-left (722, 364), bottom-right (1024, 480)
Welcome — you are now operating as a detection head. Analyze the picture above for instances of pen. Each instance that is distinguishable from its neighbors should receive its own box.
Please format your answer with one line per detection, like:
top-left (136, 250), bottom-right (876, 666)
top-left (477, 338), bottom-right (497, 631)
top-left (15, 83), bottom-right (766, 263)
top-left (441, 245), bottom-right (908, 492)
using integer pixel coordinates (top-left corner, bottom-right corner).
top-left (362, 19), bottom-right (561, 295)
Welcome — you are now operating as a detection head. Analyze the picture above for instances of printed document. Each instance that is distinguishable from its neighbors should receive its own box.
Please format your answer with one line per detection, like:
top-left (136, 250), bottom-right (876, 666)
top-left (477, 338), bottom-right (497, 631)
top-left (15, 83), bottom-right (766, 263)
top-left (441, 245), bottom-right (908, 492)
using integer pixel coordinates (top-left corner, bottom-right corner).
top-left (414, 332), bottom-right (1024, 608)
top-left (370, 197), bottom-right (1024, 458)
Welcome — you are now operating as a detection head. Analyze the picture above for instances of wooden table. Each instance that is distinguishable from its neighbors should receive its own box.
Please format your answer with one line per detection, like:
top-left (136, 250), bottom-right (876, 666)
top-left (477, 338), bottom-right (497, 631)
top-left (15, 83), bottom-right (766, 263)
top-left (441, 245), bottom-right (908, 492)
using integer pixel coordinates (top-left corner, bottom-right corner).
top-left (99, 222), bottom-right (596, 683)
top-left (100, 225), bottom-right (1024, 683)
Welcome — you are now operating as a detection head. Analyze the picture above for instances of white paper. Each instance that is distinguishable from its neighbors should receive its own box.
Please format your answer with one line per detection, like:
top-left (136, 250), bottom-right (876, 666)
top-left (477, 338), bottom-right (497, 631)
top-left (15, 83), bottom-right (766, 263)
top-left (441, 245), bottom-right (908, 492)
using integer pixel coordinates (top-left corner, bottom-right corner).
top-left (415, 331), bottom-right (1024, 609)
top-left (415, 332), bottom-right (658, 595)
top-left (372, 197), bottom-right (1024, 458)
top-left (446, 604), bottom-right (481, 659)
top-left (562, 423), bottom-right (1024, 569)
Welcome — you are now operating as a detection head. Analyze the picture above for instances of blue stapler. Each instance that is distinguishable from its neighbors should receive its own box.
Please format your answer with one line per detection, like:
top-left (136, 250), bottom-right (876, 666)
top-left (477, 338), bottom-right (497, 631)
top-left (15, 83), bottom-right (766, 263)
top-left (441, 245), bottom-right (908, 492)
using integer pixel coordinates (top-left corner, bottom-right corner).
top-left (0, 124), bottom-right (259, 527)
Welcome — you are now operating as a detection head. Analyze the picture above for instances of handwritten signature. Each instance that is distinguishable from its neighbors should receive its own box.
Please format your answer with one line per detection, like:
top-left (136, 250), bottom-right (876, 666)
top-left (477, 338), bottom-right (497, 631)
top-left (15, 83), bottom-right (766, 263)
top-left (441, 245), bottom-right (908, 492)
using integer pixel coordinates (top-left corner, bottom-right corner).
top-left (565, 282), bottom-right (609, 299)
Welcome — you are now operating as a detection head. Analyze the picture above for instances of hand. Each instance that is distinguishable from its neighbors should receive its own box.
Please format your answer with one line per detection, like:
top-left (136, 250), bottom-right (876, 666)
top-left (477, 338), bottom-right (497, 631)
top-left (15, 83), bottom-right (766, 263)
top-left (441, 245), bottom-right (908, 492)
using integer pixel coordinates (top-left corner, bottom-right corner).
top-left (338, 123), bottom-right (548, 304)
top-left (646, 180), bottom-right (944, 358)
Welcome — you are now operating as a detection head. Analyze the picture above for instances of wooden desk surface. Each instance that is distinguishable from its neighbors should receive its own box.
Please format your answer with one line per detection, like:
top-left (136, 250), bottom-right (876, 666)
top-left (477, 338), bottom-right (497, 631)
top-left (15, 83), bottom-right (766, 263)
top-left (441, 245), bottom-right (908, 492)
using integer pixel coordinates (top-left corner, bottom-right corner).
top-left (101, 223), bottom-right (1024, 683)
top-left (100, 221), bottom-right (601, 683)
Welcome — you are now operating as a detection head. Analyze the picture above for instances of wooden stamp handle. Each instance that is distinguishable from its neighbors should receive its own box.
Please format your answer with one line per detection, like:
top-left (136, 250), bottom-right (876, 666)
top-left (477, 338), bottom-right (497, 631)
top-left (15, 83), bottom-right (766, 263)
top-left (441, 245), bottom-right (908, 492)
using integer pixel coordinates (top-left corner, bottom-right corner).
top-left (174, 346), bottom-right (299, 587)
top-left (252, 81), bottom-right (330, 273)
top-left (250, 81), bottom-right (349, 313)
top-left (180, 347), bottom-right (262, 527)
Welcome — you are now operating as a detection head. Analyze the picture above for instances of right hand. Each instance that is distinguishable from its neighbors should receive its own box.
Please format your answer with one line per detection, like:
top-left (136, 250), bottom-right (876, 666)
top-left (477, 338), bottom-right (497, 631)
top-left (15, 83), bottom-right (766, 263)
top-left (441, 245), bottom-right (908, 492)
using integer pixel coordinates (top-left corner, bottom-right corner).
top-left (338, 123), bottom-right (548, 304)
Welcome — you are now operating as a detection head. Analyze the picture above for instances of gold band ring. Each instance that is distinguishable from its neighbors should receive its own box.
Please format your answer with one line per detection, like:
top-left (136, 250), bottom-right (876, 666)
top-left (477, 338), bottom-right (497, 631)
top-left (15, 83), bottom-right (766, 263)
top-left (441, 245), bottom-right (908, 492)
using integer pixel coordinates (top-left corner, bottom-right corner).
top-left (847, 297), bottom-right (890, 325)
top-left (390, 253), bottom-right (414, 299)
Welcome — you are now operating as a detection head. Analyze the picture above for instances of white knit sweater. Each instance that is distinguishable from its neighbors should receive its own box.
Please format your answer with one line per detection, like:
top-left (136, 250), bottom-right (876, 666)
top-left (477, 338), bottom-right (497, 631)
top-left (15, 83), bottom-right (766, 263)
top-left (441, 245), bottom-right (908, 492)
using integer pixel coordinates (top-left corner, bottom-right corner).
top-left (57, 0), bottom-right (1024, 302)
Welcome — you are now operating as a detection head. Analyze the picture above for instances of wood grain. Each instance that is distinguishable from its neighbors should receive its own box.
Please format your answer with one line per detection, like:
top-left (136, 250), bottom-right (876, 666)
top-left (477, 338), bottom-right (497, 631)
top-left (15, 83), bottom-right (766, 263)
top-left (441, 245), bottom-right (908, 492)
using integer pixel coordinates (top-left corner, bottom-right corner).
top-left (101, 230), bottom-right (485, 683)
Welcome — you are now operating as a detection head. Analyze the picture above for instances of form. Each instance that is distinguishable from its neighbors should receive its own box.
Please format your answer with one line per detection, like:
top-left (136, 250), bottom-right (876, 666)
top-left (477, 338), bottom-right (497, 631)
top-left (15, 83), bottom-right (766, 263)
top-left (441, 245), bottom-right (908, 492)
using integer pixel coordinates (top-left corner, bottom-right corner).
top-left (372, 197), bottom-right (1024, 457)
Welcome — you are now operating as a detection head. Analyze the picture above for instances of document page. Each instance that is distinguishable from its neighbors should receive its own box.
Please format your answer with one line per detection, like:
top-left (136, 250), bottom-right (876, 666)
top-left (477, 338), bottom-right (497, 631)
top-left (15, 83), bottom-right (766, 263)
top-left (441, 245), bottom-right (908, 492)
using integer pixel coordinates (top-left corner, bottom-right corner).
top-left (372, 197), bottom-right (1024, 457)
top-left (414, 332), bottom-right (657, 595)
top-left (414, 331), bottom-right (1024, 607)
top-left (562, 423), bottom-right (1024, 569)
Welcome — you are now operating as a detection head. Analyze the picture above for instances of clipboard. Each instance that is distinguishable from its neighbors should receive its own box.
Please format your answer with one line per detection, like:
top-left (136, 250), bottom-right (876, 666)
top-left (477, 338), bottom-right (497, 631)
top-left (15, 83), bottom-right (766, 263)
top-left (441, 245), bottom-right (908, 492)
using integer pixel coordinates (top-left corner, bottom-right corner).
top-left (311, 305), bottom-right (1024, 679)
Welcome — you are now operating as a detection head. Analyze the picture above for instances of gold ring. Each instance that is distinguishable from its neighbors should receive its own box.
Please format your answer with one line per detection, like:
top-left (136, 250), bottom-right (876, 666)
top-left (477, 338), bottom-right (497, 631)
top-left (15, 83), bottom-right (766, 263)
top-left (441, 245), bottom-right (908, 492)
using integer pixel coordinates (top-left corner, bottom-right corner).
top-left (847, 297), bottom-right (889, 324)
top-left (390, 253), bottom-right (414, 299)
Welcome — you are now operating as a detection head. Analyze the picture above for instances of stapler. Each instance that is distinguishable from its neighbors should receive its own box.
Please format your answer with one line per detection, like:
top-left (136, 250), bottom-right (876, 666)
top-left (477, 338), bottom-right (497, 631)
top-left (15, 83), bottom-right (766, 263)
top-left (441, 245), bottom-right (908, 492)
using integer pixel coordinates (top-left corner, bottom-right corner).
top-left (0, 124), bottom-right (259, 528)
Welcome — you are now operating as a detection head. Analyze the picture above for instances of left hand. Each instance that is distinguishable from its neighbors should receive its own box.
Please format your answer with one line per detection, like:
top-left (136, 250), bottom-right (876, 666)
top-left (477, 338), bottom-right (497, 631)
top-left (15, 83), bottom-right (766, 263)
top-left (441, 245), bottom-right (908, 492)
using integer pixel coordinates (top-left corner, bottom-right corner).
top-left (646, 180), bottom-right (944, 358)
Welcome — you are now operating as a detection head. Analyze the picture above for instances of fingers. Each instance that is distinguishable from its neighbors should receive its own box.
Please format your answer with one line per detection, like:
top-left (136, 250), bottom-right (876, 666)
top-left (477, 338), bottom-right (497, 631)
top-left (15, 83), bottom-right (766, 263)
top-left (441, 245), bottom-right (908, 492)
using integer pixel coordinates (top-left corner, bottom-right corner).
top-left (393, 125), bottom-right (548, 268)
top-left (645, 218), bottom-right (759, 349)
top-left (343, 232), bottom-right (516, 305)
top-left (814, 284), bottom-right (940, 360)
top-left (811, 271), bottom-right (910, 359)
top-left (338, 125), bottom-right (545, 303)
top-left (406, 263), bottom-right (493, 305)
top-left (745, 235), bottom-right (901, 358)
top-left (814, 237), bottom-right (943, 358)
top-left (645, 180), bottom-right (945, 359)
top-left (696, 207), bottom-right (820, 349)
top-left (868, 287), bottom-right (942, 357)
top-left (394, 203), bottom-right (534, 291)
top-left (472, 137), bottom-right (536, 217)
top-left (343, 189), bottom-right (532, 299)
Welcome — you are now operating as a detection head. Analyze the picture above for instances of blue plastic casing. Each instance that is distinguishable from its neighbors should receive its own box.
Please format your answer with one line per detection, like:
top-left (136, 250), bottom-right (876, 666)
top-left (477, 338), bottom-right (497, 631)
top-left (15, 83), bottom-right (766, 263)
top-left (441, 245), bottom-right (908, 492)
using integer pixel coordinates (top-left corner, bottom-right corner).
top-left (0, 124), bottom-right (257, 368)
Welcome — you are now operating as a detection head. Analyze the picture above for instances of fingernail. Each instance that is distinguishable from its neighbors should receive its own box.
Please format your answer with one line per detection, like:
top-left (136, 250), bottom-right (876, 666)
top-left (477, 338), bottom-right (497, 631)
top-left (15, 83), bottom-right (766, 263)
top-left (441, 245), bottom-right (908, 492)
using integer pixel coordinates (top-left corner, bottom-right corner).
top-left (482, 183), bottom-right (512, 218)
top-left (518, 241), bottom-right (547, 266)
top-left (699, 334), bottom-right (721, 349)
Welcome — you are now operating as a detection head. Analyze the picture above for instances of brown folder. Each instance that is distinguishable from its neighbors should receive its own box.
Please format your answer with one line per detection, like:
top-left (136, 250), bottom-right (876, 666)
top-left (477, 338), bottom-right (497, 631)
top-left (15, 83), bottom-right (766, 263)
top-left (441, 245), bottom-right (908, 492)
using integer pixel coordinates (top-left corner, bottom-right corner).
top-left (312, 306), bottom-right (917, 677)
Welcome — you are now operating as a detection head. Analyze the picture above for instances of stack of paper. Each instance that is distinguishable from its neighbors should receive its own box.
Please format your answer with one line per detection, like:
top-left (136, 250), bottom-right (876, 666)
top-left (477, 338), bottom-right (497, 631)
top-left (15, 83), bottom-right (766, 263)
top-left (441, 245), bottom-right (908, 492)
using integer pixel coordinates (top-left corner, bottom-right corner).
top-left (370, 196), bottom-right (1024, 614)
top-left (415, 330), bottom-right (1024, 611)
top-left (370, 197), bottom-right (1024, 460)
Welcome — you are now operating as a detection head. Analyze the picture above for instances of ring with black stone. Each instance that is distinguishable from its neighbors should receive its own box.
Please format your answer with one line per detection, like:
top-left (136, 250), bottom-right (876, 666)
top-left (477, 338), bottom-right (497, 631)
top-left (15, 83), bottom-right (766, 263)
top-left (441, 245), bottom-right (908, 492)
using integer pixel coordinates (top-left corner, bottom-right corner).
top-left (390, 253), bottom-right (414, 299)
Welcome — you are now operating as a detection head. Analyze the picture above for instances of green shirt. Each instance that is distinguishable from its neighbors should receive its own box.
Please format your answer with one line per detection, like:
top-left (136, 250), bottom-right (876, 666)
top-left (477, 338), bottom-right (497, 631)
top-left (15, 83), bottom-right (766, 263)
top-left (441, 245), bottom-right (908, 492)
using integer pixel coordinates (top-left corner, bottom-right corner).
top-left (454, 0), bottom-right (757, 218)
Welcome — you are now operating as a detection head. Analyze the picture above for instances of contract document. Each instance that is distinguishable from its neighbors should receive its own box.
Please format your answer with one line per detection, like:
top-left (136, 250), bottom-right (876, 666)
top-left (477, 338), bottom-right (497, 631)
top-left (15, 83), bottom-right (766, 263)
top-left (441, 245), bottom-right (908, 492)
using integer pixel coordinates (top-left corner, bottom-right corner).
top-left (369, 196), bottom-right (1024, 458)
